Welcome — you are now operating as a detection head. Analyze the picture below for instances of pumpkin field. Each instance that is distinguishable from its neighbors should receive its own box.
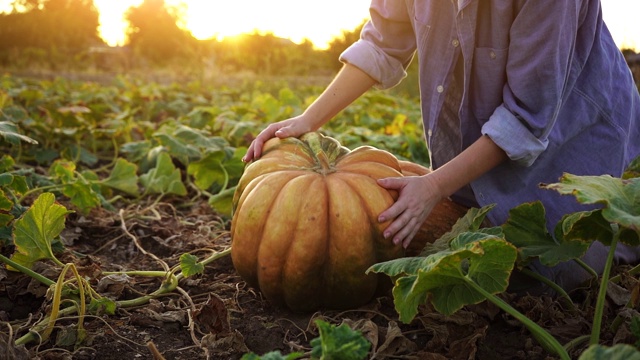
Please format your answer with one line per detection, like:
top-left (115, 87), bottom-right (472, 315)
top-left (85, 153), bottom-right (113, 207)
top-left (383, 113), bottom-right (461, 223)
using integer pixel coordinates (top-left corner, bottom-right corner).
top-left (1, 73), bottom-right (640, 360)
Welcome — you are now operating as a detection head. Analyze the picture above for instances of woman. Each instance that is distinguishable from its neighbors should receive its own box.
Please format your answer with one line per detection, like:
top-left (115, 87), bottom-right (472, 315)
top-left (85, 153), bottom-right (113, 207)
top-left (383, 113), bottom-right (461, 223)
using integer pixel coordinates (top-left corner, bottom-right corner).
top-left (242, 1), bottom-right (640, 293)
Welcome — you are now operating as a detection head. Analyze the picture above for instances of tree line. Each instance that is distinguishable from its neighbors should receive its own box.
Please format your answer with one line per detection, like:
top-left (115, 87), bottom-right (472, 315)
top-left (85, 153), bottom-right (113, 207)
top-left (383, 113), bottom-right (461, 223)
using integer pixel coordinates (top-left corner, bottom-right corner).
top-left (0, 0), bottom-right (363, 76)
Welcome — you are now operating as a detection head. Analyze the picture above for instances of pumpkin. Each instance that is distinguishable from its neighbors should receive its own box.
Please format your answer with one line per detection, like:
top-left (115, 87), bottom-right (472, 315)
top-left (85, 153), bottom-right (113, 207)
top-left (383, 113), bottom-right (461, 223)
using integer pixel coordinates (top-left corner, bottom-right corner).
top-left (230, 132), bottom-right (405, 312)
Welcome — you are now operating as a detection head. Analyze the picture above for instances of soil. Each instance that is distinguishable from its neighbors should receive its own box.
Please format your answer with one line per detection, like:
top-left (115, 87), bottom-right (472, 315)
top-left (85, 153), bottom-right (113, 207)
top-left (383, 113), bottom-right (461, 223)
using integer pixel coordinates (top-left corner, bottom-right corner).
top-left (1, 198), bottom-right (639, 360)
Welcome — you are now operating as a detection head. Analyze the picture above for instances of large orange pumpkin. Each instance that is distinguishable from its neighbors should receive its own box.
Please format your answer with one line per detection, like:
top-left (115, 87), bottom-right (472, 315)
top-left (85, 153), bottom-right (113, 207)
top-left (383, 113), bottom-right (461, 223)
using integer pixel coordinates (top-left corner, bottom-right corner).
top-left (230, 132), bottom-right (405, 312)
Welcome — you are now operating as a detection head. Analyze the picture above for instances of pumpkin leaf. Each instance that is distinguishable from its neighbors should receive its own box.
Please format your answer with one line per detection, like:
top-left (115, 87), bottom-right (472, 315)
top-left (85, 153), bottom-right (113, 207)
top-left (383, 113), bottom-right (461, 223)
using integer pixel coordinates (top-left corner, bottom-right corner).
top-left (370, 235), bottom-right (517, 322)
top-left (0, 121), bottom-right (38, 145)
top-left (310, 319), bottom-right (370, 360)
top-left (140, 152), bottom-right (187, 196)
top-left (502, 201), bottom-right (591, 267)
top-left (102, 158), bottom-right (140, 196)
top-left (542, 174), bottom-right (640, 243)
top-left (623, 155), bottom-right (640, 179)
top-left (420, 204), bottom-right (498, 256)
top-left (578, 344), bottom-right (640, 360)
top-left (10, 192), bottom-right (72, 269)
top-left (208, 186), bottom-right (236, 217)
top-left (241, 351), bottom-right (303, 360)
top-left (61, 181), bottom-right (101, 215)
top-left (88, 296), bottom-right (117, 316)
top-left (180, 253), bottom-right (204, 277)
top-left (187, 151), bottom-right (227, 190)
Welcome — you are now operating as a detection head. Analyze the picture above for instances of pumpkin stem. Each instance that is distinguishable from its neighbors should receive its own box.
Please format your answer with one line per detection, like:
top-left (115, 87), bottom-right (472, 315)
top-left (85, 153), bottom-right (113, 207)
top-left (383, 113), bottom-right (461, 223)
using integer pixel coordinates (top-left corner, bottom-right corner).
top-left (302, 132), bottom-right (349, 176)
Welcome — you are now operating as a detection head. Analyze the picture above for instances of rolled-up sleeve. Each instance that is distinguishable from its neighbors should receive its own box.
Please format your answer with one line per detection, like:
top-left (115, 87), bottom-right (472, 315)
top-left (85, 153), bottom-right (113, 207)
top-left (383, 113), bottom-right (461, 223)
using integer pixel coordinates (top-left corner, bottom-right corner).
top-left (339, 1), bottom-right (417, 89)
top-left (482, 0), bottom-right (586, 167)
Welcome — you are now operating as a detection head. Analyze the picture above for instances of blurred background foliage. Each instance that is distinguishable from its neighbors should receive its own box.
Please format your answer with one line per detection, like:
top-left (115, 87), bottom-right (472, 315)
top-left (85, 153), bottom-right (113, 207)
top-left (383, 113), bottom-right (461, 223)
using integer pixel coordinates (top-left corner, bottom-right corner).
top-left (0, 0), bottom-right (636, 94)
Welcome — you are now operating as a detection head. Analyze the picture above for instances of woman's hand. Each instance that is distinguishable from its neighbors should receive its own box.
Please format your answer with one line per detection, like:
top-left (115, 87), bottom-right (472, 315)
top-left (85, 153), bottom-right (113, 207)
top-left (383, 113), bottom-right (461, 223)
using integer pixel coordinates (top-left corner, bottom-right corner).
top-left (376, 174), bottom-right (445, 249)
top-left (242, 115), bottom-right (316, 162)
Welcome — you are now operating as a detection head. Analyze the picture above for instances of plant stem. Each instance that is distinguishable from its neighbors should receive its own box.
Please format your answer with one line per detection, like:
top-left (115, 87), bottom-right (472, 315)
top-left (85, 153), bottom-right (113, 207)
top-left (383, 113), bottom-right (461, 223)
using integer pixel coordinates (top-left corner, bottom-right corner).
top-left (520, 268), bottom-right (575, 311)
top-left (0, 254), bottom-right (55, 286)
top-left (609, 262), bottom-right (640, 284)
top-left (574, 258), bottom-right (599, 280)
top-left (465, 277), bottom-right (571, 360)
top-left (590, 230), bottom-right (619, 345)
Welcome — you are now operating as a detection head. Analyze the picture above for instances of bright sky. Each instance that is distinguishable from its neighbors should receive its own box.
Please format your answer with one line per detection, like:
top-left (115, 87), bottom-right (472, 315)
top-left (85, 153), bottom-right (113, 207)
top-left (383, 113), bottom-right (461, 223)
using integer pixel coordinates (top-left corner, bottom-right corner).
top-left (0, 0), bottom-right (638, 51)
top-left (94, 0), bottom-right (372, 49)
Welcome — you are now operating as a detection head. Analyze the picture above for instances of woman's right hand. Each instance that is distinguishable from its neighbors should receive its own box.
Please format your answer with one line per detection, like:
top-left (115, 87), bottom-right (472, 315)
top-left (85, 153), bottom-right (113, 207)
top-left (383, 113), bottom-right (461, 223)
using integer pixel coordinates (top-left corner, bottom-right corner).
top-left (242, 114), bottom-right (316, 163)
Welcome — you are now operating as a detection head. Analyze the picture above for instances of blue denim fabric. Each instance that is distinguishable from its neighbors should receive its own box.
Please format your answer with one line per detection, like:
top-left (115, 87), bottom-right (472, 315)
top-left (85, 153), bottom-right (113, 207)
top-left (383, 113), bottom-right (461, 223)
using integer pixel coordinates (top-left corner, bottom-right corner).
top-left (340, 0), bottom-right (640, 292)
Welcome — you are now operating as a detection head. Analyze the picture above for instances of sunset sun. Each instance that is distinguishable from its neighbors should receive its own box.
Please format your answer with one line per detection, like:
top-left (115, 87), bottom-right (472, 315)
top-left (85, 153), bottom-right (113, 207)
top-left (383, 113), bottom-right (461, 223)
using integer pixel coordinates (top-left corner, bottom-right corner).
top-left (93, 0), bottom-right (371, 49)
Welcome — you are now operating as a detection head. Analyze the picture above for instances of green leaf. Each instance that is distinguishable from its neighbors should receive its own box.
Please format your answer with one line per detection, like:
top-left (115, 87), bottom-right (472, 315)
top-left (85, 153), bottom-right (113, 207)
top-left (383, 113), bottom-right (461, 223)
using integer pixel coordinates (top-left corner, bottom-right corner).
top-left (310, 320), bottom-right (370, 360)
top-left (420, 204), bottom-right (497, 256)
top-left (578, 344), bottom-right (640, 360)
top-left (102, 158), bottom-right (140, 196)
top-left (0, 121), bottom-right (38, 145)
top-left (140, 152), bottom-right (187, 196)
top-left (1, 198), bottom-right (12, 227)
top-left (543, 174), bottom-right (640, 243)
top-left (50, 160), bottom-right (76, 183)
top-left (241, 351), bottom-right (303, 360)
top-left (370, 235), bottom-right (517, 322)
top-left (623, 155), bottom-right (640, 179)
top-left (88, 297), bottom-right (117, 316)
top-left (10, 193), bottom-right (71, 269)
top-left (0, 155), bottom-right (15, 172)
top-left (180, 253), bottom-right (204, 277)
top-left (61, 181), bottom-right (101, 215)
top-left (560, 210), bottom-right (615, 245)
top-left (502, 202), bottom-right (591, 266)
top-left (187, 151), bottom-right (226, 190)
top-left (208, 186), bottom-right (236, 217)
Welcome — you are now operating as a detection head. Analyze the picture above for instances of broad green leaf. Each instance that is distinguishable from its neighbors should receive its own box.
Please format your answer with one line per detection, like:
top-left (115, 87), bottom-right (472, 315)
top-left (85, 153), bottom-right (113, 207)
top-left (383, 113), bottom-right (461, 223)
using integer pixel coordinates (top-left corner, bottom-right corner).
top-left (241, 351), bottom-right (303, 360)
top-left (88, 297), bottom-right (117, 316)
top-left (180, 253), bottom-right (204, 277)
top-left (0, 189), bottom-right (15, 226)
top-left (420, 204), bottom-right (497, 256)
top-left (50, 160), bottom-right (76, 183)
top-left (9, 175), bottom-right (28, 195)
top-left (61, 182), bottom-right (101, 215)
top-left (154, 132), bottom-right (201, 166)
top-left (0, 155), bottom-right (15, 172)
top-left (623, 155), bottom-right (640, 179)
top-left (560, 210), bottom-right (614, 245)
top-left (102, 158), bottom-right (140, 196)
top-left (543, 174), bottom-right (640, 241)
top-left (578, 344), bottom-right (640, 360)
top-left (370, 235), bottom-right (516, 322)
top-left (0, 121), bottom-right (38, 145)
top-left (187, 151), bottom-right (226, 190)
top-left (10, 193), bottom-right (72, 269)
top-left (502, 202), bottom-right (590, 267)
top-left (140, 152), bottom-right (187, 196)
top-left (208, 186), bottom-right (236, 217)
top-left (0, 173), bottom-right (12, 186)
top-left (310, 319), bottom-right (370, 360)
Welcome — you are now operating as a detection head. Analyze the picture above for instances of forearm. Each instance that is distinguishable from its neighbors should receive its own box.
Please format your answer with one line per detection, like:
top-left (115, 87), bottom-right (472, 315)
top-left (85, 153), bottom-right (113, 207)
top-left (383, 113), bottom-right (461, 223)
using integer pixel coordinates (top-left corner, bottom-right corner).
top-left (302, 63), bottom-right (377, 128)
top-left (430, 135), bottom-right (508, 198)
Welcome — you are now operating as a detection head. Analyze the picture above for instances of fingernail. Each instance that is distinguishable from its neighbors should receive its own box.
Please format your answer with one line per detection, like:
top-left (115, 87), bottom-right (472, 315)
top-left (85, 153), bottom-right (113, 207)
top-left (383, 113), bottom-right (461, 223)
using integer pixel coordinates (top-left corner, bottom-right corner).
top-left (378, 216), bottom-right (385, 223)
top-left (383, 231), bottom-right (390, 239)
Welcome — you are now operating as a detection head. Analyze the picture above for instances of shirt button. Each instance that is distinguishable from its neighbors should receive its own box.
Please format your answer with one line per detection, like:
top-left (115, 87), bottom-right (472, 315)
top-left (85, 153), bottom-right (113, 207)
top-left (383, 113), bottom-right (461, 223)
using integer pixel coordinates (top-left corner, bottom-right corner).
top-left (490, 51), bottom-right (497, 59)
top-left (436, 85), bottom-right (444, 93)
top-left (452, 39), bottom-right (460, 47)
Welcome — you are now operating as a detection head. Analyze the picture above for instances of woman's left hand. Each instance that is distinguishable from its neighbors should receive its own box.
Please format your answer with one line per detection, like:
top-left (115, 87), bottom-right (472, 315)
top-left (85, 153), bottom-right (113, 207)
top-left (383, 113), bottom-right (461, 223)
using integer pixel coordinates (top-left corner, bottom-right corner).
top-left (376, 174), bottom-right (445, 249)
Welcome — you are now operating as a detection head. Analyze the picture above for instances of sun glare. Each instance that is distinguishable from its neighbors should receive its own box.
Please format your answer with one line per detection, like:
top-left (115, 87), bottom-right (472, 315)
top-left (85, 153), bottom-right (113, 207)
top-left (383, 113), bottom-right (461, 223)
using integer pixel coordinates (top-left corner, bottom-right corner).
top-left (93, 0), bottom-right (370, 49)
top-left (2, 0), bottom-right (633, 52)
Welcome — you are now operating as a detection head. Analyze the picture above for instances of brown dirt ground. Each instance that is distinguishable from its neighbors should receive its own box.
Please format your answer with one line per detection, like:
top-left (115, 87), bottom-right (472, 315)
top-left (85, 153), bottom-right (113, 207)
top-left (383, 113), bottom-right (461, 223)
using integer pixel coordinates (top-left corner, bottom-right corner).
top-left (1, 198), bottom-right (639, 360)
